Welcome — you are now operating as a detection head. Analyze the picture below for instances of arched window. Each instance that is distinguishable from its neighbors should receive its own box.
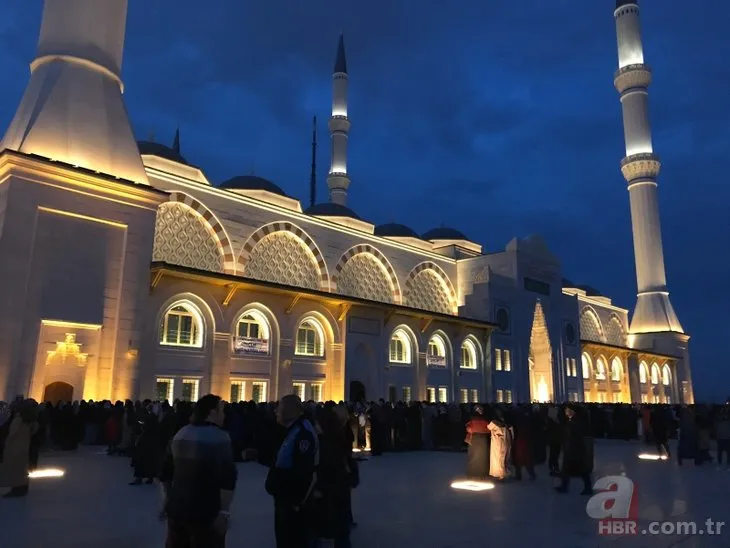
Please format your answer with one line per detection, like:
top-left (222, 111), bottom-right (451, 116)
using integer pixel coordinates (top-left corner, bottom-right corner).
top-left (610, 357), bottom-right (622, 382)
top-left (159, 301), bottom-right (204, 347)
top-left (595, 357), bottom-right (607, 381)
top-left (461, 339), bottom-right (478, 370)
top-left (639, 361), bottom-right (648, 384)
top-left (295, 318), bottom-right (324, 357)
top-left (650, 363), bottom-right (660, 385)
top-left (233, 310), bottom-right (270, 355)
top-left (389, 329), bottom-right (412, 364)
top-left (662, 364), bottom-right (671, 386)
top-left (427, 334), bottom-right (447, 367)
top-left (581, 353), bottom-right (591, 380)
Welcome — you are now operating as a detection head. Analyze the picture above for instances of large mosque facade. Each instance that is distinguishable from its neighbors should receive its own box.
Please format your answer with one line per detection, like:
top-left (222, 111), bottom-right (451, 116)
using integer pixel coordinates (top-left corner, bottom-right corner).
top-left (0, 0), bottom-right (694, 406)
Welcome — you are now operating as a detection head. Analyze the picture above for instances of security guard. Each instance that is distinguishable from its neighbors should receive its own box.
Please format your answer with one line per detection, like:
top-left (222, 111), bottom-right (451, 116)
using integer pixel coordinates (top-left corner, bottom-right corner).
top-left (266, 394), bottom-right (319, 547)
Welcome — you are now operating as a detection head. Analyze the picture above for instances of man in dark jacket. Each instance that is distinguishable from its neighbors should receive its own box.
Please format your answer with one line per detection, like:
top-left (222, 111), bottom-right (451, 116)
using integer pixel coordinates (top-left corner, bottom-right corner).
top-left (556, 405), bottom-right (593, 495)
top-left (266, 395), bottom-right (319, 548)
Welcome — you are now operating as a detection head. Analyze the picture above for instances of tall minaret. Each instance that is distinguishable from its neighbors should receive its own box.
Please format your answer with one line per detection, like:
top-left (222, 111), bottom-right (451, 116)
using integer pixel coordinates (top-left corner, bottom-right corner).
top-left (613, 0), bottom-right (682, 334)
top-left (327, 34), bottom-right (351, 206)
top-left (0, 0), bottom-right (148, 184)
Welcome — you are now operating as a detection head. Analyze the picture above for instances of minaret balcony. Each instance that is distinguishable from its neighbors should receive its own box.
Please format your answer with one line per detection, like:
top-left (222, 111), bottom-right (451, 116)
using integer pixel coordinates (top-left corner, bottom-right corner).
top-left (614, 64), bottom-right (652, 93)
top-left (621, 153), bottom-right (661, 182)
top-left (328, 116), bottom-right (351, 133)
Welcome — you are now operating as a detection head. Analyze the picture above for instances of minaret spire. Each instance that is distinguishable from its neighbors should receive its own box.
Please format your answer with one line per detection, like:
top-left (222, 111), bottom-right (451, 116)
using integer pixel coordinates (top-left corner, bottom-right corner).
top-left (613, 1), bottom-right (682, 333)
top-left (172, 127), bottom-right (181, 155)
top-left (327, 33), bottom-right (351, 206)
top-left (310, 116), bottom-right (317, 208)
top-left (0, 0), bottom-right (148, 184)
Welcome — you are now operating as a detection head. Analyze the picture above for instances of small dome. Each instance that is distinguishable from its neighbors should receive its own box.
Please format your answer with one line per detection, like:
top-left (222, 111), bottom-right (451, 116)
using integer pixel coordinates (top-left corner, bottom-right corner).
top-left (220, 175), bottom-right (287, 197)
top-left (422, 227), bottom-right (469, 241)
top-left (138, 141), bottom-right (189, 165)
top-left (305, 202), bottom-right (360, 220)
top-left (375, 223), bottom-right (420, 239)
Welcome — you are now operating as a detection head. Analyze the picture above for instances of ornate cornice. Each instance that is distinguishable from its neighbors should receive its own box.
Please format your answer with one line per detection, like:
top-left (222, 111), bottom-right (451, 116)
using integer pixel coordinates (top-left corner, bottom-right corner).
top-left (621, 153), bottom-right (661, 182)
top-left (614, 64), bottom-right (652, 94)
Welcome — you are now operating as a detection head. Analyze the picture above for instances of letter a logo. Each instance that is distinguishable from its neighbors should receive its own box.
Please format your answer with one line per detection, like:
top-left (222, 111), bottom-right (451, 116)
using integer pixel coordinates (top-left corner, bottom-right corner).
top-left (586, 476), bottom-right (636, 520)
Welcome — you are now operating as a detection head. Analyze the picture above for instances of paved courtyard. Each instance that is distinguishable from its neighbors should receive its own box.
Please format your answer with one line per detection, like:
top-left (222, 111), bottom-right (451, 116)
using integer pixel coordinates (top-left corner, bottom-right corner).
top-left (1, 440), bottom-right (728, 548)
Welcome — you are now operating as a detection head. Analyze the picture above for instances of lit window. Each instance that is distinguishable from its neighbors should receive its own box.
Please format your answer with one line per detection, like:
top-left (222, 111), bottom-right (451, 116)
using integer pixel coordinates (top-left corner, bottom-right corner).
top-left (503, 350), bottom-right (511, 372)
top-left (459, 388), bottom-right (469, 403)
top-left (311, 384), bottom-right (323, 402)
top-left (233, 311), bottom-right (269, 355)
top-left (505, 390), bottom-right (513, 404)
top-left (595, 357), bottom-right (607, 381)
top-left (461, 339), bottom-right (478, 369)
top-left (181, 379), bottom-right (200, 403)
top-left (295, 319), bottom-right (324, 357)
top-left (156, 378), bottom-right (174, 404)
top-left (572, 359), bottom-right (578, 377)
top-left (496, 389), bottom-right (504, 403)
top-left (389, 329), bottom-right (411, 364)
top-left (470, 389), bottom-right (479, 403)
top-left (438, 386), bottom-right (448, 403)
top-left (230, 380), bottom-right (245, 403)
top-left (641, 394), bottom-right (648, 404)
top-left (427, 335), bottom-right (447, 367)
top-left (611, 357), bottom-right (622, 382)
top-left (582, 353), bottom-right (591, 380)
top-left (402, 386), bottom-right (412, 403)
top-left (665, 396), bottom-right (671, 404)
top-left (662, 365), bottom-right (670, 386)
top-left (495, 349), bottom-right (503, 371)
top-left (650, 363), bottom-right (660, 385)
top-left (388, 385), bottom-right (397, 403)
top-left (639, 362), bottom-right (648, 384)
top-left (426, 386), bottom-right (436, 403)
top-left (565, 358), bottom-right (571, 377)
top-left (252, 381), bottom-right (267, 403)
top-left (159, 301), bottom-right (204, 347)
top-left (293, 382), bottom-right (306, 401)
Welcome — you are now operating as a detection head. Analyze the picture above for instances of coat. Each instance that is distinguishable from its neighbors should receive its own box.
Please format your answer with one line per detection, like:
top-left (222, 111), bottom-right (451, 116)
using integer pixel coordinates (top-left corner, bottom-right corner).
top-left (0, 417), bottom-right (38, 488)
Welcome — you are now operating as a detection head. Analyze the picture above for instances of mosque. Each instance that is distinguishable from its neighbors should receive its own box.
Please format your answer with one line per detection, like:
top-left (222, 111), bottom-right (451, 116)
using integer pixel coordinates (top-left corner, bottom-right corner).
top-left (0, 0), bottom-right (693, 406)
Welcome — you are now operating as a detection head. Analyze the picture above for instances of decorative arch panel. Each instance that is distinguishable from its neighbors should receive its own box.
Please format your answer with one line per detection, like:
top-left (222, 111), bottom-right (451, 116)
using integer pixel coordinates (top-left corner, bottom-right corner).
top-left (579, 307), bottom-right (606, 343)
top-left (333, 245), bottom-right (400, 304)
top-left (606, 314), bottom-right (626, 346)
top-left (404, 262), bottom-right (457, 315)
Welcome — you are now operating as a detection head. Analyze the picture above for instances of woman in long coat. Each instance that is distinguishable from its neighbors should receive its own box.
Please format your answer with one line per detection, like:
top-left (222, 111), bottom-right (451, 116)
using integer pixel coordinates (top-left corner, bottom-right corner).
top-left (464, 406), bottom-right (490, 479)
top-left (487, 413), bottom-right (512, 480)
top-left (1, 400), bottom-right (39, 498)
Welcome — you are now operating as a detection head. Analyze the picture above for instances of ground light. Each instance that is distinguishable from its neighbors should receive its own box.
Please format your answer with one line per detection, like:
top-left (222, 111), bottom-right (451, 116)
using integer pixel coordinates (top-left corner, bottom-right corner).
top-left (450, 480), bottom-right (495, 492)
top-left (28, 468), bottom-right (65, 479)
top-left (638, 453), bottom-right (668, 461)
top-left (352, 448), bottom-right (371, 453)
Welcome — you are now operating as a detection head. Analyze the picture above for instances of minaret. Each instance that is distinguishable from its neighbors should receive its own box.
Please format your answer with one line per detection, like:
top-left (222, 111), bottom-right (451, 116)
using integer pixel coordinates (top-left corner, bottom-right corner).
top-left (613, 1), bottom-right (682, 334)
top-left (327, 34), bottom-right (351, 206)
top-left (0, 0), bottom-right (148, 184)
top-left (310, 116), bottom-right (317, 208)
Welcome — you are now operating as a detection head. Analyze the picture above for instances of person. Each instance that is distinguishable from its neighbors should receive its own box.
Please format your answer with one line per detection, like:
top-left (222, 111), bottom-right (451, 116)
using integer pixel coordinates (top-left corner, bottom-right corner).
top-left (511, 406), bottom-right (536, 481)
top-left (0, 399), bottom-right (39, 498)
top-left (716, 405), bottom-right (730, 468)
top-left (265, 394), bottom-right (319, 548)
top-left (487, 411), bottom-right (511, 480)
top-left (546, 405), bottom-right (562, 476)
top-left (556, 405), bottom-right (592, 495)
top-left (159, 394), bottom-right (237, 548)
top-left (650, 406), bottom-right (670, 458)
top-left (677, 406), bottom-right (698, 466)
top-left (464, 405), bottom-right (490, 479)
top-left (130, 404), bottom-right (160, 485)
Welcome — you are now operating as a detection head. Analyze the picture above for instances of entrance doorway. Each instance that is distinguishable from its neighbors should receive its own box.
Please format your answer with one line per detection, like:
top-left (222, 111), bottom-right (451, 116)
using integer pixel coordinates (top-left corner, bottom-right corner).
top-left (349, 380), bottom-right (366, 403)
top-left (43, 381), bottom-right (74, 404)
top-left (529, 300), bottom-right (554, 402)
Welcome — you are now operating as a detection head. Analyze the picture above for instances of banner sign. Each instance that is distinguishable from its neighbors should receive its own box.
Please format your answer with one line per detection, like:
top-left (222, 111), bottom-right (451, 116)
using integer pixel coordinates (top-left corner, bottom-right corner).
top-left (427, 355), bottom-right (446, 367)
top-left (233, 337), bottom-right (269, 355)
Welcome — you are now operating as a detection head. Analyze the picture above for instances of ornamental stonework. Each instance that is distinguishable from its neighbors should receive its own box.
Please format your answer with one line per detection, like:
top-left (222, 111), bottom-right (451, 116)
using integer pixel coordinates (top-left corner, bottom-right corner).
top-left (243, 232), bottom-right (319, 290)
top-left (606, 316), bottom-right (626, 346)
top-left (406, 270), bottom-right (452, 315)
top-left (337, 253), bottom-right (393, 303)
top-left (579, 308), bottom-right (605, 343)
top-left (153, 202), bottom-right (224, 273)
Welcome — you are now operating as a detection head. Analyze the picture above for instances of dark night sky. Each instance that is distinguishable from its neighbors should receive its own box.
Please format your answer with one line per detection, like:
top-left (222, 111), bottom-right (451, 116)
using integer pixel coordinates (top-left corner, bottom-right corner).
top-left (0, 1), bottom-right (727, 400)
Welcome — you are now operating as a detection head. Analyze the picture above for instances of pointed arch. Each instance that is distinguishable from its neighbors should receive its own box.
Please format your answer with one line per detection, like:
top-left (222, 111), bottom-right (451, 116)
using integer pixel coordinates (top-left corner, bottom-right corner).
top-left (404, 261), bottom-right (457, 315)
top-left (579, 306), bottom-right (606, 343)
top-left (606, 313), bottom-right (626, 346)
top-left (332, 244), bottom-right (401, 303)
top-left (167, 192), bottom-right (236, 273)
top-left (237, 222), bottom-right (329, 291)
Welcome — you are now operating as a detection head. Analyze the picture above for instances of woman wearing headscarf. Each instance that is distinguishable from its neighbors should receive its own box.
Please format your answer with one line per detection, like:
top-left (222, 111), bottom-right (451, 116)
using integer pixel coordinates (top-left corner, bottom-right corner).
top-left (487, 409), bottom-right (512, 480)
top-left (0, 399), bottom-right (39, 498)
top-left (464, 405), bottom-right (490, 479)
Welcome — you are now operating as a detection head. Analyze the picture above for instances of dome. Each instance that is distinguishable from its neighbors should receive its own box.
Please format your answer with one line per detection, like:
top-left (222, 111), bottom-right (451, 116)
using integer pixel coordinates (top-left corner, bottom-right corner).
top-left (138, 141), bottom-right (189, 165)
top-left (375, 223), bottom-right (420, 239)
top-left (422, 227), bottom-right (469, 241)
top-left (220, 175), bottom-right (287, 197)
top-left (305, 202), bottom-right (360, 220)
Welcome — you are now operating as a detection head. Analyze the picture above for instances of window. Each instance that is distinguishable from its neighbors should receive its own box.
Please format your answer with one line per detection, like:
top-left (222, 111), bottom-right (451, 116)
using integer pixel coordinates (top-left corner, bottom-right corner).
top-left (293, 382), bottom-right (306, 401)
top-left (641, 394), bottom-right (648, 404)
top-left (427, 335), bottom-right (447, 367)
top-left (496, 389), bottom-right (504, 403)
top-left (582, 353), bottom-right (591, 380)
top-left (470, 389), bottom-right (479, 403)
top-left (595, 357), bottom-right (607, 380)
top-left (426, 386), bottom-right (436, 403)
top-left (230, 380), bottom-right (245, 403)
top-left (662, 365), bottom-right (671, 386)
top-left (495, 308), bottom-right (510, 332)
top-left (495, 349), bottom-right (503, 371)
top-left (503, 350), bottom-right (511, 372)
top-left (524, 277), bottom-right (550, 296)
top-left (389, 329), bottom-right (411, 364)
top-left (568, 391), bottom-right (579, 402)
top-left (296, 319), bottom-right (324, 357)
top-left (566, 358), bottom-right (578, 378)
top-left (504, 390), bottom-right (513, 404)
top-left (310, 384), bottom-right (323, 402)
top-left (459, 388), bottom-right (469, 404)
top-left (181, 379), bottom-right (200, 403)
top-left (233, 311), bottom-right (269, 355)
top-left (461, 339), bottom-right (478, 369)
top-left (652, 394), bottom-right (659, 404)
top-left (650, 363), bottom-right (660, 385)
top-left (252, 381), bottom-right (267, 403)
top-left (611, 357), bottom-right (622, 382)
top-left (565, 322), bottom-right (576, 345)
top-left (159, 301), bottom-right (203, 347)
top-left (665, 396), bottom-right (671, 404)
top-left (438, 386), bottom-right (448, 403)
top-left (639, 362), bottom-right (648, 384)
top-left (402, 386), bottom-right (412, 404)
top-left (238, 314), bottom-right (261, 339)
top-left (156, 378), bottom-right (174, 404)
top-left (388, 385), bottom-right (397, 403)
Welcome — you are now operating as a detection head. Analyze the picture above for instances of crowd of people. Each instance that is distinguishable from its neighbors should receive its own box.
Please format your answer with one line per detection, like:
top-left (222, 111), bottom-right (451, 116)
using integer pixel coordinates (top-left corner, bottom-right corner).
top-left (1, 396), bottom-right (730, 546)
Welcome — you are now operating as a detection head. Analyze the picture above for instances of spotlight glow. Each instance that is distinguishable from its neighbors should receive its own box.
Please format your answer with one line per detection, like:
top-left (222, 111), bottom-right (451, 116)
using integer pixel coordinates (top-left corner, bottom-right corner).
top-left (638, 453), bottom-right (668, 461)
top-left (352, 448), bottom-right (371, 454)
top-left (29, 468), bottom-right (65, 478)
top-left (450, 480), bottom-right (495, 492)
